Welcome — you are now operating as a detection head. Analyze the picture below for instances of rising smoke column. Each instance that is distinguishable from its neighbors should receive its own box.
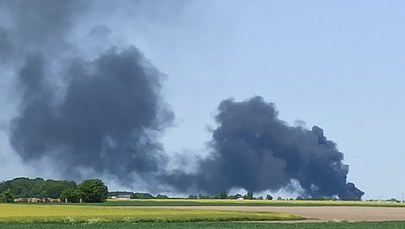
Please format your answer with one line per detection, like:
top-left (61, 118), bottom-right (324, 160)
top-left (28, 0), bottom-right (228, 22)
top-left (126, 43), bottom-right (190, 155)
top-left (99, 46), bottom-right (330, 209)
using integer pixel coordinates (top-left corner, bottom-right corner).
top-left (11, 48), bottom-right (174, 180)
top-left (2, 0), bottom-right (174, 184)
top-left (184, 96), bottom-right (364, 200)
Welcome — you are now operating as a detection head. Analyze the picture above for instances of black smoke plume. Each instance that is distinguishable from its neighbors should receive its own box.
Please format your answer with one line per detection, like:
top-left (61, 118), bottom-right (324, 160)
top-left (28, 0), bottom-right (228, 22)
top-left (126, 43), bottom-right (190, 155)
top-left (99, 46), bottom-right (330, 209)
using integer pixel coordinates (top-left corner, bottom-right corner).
top-left (3, 0), bottom-right (173, 185)
top-left (203, 97), bottom-right (363, 199)
top-left (167, 97), bottom-right (364, 200)
top-left (11, 48), bottom-right (173, 180)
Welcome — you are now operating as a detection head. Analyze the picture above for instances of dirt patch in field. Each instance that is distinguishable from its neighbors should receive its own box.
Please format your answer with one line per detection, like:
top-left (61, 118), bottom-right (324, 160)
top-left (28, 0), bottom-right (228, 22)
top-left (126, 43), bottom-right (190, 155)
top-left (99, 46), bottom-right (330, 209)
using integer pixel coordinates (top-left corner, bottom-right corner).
top-left (143, 206), bottom-right (405, 222)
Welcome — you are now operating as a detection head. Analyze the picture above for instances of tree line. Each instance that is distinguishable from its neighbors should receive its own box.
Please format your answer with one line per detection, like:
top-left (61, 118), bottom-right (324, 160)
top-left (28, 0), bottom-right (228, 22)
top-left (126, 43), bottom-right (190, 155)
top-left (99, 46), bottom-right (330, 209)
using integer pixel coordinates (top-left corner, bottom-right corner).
top-left (0, 177), bottom-right (108, 203)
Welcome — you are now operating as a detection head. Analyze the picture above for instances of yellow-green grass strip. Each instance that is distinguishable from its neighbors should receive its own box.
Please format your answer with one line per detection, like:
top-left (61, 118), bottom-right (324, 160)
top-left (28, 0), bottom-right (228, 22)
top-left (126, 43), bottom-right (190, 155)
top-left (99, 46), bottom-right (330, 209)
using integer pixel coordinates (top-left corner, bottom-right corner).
top-left (0, 204), bottom-right (301, 224)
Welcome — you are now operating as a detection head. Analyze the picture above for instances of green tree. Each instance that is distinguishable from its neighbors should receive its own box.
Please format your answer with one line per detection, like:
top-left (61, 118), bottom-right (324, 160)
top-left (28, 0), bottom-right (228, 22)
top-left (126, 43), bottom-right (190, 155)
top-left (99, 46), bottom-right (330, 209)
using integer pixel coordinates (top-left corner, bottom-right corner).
top-left (60, 188), bottom-right (80, 203)
top-left (7, 177), bottom-right (33, 197)
top-left (219, 192), bottom-right (228, 199)
top-left (266, 195), bottom-right (273, 200)
top-left (78, 179), bottom-right (108, 203)
top-left (31, 178), bottom-right (46, 197)
top-left (156, 194), bottom-right (169, 199)
top-left (0, 177), bottom-right (78, 199)
top-left (46, 180), bottom-right (77, 198)
top-left (245, 192), bottom-right (254, 200)
top-left (0, 188), bottom-right (15, 203)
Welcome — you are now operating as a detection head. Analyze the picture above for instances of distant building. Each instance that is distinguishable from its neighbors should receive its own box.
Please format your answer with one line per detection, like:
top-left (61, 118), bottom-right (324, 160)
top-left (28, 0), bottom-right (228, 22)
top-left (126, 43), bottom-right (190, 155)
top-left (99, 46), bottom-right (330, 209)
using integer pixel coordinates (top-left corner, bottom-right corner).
top-left (108, 191), bottom-right (134, 199)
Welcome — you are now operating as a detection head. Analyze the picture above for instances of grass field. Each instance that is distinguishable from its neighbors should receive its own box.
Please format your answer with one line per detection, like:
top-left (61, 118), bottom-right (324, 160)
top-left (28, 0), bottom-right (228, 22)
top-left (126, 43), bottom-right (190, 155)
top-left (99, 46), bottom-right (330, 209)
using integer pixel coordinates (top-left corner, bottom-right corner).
top-left (0, 204), bottom-right (300, 224)
top-left (1, 222), bottom-right (405, 229)
top-left (104, 198), bottom-right (405, 207)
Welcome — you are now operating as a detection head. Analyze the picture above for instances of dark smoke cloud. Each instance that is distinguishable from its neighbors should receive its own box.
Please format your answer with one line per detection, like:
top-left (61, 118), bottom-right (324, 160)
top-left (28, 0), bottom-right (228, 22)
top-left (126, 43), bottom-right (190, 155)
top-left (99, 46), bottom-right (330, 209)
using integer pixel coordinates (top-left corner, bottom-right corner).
top-left (167, 97), bottom-right (364, 200)
top-left (11, 47), bottom-right (174, 182)
top-left (3, 0), bottom-right (174, 185)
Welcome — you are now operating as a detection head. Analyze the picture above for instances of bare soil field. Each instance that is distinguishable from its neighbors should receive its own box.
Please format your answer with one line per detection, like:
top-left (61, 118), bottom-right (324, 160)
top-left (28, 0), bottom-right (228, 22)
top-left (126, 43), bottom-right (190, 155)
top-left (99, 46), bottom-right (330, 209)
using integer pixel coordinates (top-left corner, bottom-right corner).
top-left (144, 206), bottom-right (405, 222)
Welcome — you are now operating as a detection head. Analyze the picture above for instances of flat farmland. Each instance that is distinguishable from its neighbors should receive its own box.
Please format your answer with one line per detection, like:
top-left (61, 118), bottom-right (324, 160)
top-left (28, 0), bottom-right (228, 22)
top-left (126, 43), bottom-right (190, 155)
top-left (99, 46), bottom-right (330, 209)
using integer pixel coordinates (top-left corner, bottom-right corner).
top-left (1, 200), bottom-right (405, 228)
top-left (0, 204), bottom-right (299, 224)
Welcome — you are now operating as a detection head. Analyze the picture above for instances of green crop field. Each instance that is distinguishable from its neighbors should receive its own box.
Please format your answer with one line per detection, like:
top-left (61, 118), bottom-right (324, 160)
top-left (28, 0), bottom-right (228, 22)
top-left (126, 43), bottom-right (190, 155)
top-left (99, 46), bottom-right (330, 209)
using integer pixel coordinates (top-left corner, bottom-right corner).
top-left (104, 198), bottom-right (405, 207)
top-left (1, 222), bottom-right (405, 229)
top-left (0, 204), bottom-right (300, 224)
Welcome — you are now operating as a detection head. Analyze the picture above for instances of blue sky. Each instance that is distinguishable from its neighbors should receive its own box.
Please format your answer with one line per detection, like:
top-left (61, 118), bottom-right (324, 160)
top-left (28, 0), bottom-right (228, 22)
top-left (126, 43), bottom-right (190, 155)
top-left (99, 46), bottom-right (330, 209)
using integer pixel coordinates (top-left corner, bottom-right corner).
top-left (1, 0), bottom-right (404, 200)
